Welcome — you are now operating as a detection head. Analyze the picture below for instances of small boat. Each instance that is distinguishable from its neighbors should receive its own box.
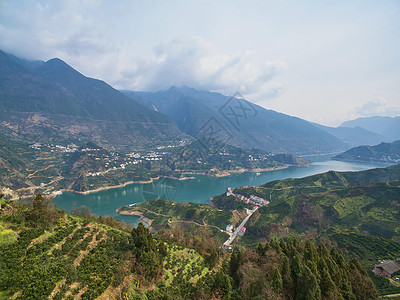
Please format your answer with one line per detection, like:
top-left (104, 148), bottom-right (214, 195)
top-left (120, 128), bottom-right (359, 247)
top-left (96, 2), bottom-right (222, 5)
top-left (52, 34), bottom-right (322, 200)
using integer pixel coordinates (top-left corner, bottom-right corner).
top-left (128, 203), bottom-right (136, 207)
top-left (256, 172), bottom-right (261, 176)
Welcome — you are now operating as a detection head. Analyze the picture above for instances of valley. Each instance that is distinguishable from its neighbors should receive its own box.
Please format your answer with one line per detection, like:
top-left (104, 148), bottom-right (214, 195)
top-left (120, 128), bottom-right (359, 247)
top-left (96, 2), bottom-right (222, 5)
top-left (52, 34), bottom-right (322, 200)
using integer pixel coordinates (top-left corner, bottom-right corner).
top-left (1, 49), bottom-right (400, 299)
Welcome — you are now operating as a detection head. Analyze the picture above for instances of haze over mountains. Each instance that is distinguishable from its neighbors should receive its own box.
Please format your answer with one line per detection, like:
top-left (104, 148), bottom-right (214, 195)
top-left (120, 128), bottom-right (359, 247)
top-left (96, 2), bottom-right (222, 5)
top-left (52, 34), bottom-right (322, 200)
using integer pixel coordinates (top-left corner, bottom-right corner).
top-left (340, 116), bottom-right (400, 142)
top-left (125, 87), bottom-right (349, 154)
top-left (124, 87), bottom-right (393, 153)
top-left (0, 50), bottom-right (396, 158)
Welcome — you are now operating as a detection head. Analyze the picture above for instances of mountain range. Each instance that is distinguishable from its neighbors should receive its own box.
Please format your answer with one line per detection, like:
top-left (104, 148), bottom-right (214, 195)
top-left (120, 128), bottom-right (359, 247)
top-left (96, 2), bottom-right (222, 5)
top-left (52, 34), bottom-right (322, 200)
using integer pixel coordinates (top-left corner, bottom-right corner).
top-left (124, 87), bottom-right (352, 155)
top-left (340, 116), bottom-right (400, 142)
top-left (2, 50), bottom-right (393, 158)
top-left (1, 50), bottom-right (399, 196)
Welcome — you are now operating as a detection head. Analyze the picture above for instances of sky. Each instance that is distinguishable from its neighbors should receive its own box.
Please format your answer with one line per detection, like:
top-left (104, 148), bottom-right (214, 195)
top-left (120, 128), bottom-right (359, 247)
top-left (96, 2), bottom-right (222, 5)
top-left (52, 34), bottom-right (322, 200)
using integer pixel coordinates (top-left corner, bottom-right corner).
top-left (0, 0), bottom-right (399, 126)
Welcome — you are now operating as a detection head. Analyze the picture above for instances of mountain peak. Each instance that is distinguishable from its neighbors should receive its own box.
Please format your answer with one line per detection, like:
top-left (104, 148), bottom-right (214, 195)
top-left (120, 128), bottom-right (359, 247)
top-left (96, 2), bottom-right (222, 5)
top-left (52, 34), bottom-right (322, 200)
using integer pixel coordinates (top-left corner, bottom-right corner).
top-left (35, 57), bottom-right (86, 81)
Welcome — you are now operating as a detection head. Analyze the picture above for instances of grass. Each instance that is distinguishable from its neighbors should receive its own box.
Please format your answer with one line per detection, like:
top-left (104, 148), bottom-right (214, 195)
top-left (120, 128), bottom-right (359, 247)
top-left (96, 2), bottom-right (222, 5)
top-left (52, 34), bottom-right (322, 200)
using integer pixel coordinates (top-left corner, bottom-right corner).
top-left (0, 227), bottom-right (17, 246)
top-left (368, 207), bottom-right (397, 222)
top-left (333, 196), bottom-right (374, 218)
top-left (164, 245), bottom-right (209, 286)
top-left (0, 291), bottom-right (12, 300)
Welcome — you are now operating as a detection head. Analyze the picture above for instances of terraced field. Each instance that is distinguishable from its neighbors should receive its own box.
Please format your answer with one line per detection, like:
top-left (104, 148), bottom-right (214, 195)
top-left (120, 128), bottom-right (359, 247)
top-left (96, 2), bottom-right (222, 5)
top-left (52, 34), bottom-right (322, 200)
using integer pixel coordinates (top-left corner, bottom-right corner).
top-left (0, 215), bottom-right (139, 299)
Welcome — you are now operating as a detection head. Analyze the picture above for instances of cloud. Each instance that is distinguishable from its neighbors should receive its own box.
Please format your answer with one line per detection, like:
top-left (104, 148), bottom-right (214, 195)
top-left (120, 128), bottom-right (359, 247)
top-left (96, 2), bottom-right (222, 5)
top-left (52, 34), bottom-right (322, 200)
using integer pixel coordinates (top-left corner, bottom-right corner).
top-left (112, 37), bottom-right (286, 100)
top-left (355, 96), bottom-right (400, 117)
top-left (0, 0), bottom-right (285, 101)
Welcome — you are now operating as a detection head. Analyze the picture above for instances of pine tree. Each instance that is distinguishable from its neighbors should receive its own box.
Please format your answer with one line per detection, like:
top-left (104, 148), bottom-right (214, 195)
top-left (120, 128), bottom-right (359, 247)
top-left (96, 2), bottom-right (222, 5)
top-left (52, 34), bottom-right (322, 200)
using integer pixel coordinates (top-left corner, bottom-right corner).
top-left (229, 248), bottom-right (241, 287)
top-left (348, 259), bottom-right (378, 300)
top-left (257, 242), bottom-right (264, 256)
top-left (271, 269), bottom-right (283, 292)
top-left (291, 253), bottom-right (302, 284)
top-left (296, 265), bottom-right (321, 300)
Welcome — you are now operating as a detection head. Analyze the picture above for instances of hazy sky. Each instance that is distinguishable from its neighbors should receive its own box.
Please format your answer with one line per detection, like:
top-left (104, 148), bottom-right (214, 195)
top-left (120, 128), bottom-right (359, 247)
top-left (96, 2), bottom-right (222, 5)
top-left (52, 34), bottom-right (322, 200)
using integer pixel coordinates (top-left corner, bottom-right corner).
top-left (1, 0), bottom-right (399, 126)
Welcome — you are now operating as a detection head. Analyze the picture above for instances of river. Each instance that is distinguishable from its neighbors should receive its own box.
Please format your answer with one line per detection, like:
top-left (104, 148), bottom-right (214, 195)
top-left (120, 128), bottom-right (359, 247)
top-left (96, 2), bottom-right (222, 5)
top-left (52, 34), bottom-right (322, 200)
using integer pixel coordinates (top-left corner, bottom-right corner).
top-left (52, 155), bottom-right (393, 224)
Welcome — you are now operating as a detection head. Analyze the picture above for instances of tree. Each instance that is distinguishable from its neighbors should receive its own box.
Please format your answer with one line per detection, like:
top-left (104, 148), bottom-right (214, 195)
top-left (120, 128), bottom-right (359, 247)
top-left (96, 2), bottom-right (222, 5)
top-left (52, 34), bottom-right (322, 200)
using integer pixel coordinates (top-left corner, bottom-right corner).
top-left (296, 265), bottom-right (321, 300)
top-left (271, 269), bottom-right (283, 292)
top-left (291, 253), bottom-right (302, 284)
top-left (213, 270), bottom-right (232, 299)
top-left (319, 264), bottom-right (340, 299)
top-left (256, 242), bottom-right (264, 256)
top-left (229, 248), bottom-right (241, 286)
top-left (348, 259), bottom-right (377, 300)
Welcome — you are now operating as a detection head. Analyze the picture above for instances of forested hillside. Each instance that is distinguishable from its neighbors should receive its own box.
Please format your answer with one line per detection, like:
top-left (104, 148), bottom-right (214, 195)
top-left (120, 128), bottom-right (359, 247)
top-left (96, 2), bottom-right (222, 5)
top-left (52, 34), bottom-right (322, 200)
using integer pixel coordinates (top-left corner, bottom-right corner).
top-left (0, 193), bottom-right (377, 299)
top-left (334, 140), bottom-right (400, 164)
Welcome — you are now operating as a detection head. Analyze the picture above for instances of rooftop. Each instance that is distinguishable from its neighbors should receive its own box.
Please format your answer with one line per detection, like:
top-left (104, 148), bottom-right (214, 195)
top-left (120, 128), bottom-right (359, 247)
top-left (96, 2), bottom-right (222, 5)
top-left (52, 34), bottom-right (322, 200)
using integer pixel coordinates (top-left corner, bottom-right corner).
top-left (376, 260), bottom-right (400, 275)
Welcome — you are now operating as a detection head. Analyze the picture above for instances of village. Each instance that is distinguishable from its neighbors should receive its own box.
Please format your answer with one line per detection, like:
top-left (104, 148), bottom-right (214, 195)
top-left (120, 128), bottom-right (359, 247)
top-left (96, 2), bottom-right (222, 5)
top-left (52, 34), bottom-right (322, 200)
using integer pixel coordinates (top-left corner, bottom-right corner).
top-left (223, 187), bottom-right (270, 248)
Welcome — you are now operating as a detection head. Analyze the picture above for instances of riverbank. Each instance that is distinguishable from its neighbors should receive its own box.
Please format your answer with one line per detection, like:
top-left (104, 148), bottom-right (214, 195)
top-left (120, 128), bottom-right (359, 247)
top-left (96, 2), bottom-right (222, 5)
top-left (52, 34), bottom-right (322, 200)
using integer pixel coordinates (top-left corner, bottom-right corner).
top-left (115, 207), bottom-right (152, 228)
top-left (49, 164), bottom-right (307, 198)
top-left (213, 165), bottom-right (300, 177)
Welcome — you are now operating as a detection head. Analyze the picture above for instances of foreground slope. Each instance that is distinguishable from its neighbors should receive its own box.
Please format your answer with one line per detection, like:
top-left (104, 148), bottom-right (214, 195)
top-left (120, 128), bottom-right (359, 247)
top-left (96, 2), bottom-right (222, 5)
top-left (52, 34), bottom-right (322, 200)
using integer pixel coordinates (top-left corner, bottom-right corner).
top-left (0, 194), bottom-right (377, 299)
top-left (117, 165), bottom-right (400, 296)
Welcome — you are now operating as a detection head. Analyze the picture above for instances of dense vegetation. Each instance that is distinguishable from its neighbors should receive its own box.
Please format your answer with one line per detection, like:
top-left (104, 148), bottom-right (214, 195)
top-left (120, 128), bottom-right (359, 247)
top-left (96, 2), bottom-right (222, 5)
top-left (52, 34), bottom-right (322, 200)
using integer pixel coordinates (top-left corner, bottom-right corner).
top-left (209, 165), bottom-right (400, 296)
top-left (119, 199), bottom-right (237, 232)
top-left (1, 193), bottom-right (378, 299)
top-left (334, 140), bottom-right (400, 164)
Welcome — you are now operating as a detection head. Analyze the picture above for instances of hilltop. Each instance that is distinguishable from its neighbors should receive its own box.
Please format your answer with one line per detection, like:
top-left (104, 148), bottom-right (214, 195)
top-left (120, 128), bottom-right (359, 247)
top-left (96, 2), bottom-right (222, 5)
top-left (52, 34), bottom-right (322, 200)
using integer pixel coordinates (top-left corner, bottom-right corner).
top-left (334, 140), bottom-right (400, 164)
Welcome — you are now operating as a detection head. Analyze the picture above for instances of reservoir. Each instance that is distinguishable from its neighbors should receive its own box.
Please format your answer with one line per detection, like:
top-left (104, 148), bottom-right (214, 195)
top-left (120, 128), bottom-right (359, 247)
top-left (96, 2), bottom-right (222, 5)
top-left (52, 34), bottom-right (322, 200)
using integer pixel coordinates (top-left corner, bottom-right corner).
top-left (52, 155), bottom-right (393, 224)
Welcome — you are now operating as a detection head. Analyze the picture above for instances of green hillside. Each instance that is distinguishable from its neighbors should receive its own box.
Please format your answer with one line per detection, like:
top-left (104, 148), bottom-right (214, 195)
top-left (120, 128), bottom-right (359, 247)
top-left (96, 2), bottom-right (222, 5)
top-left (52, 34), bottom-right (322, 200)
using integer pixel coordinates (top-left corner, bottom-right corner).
top-left (334, 140), bottom-right (400, 164)
top-left (208, 165), bottom-right (400, 295)
top-left (0, 50), bottom-right (184, 152)
top-left (0, 193), bottom-right (377, 299)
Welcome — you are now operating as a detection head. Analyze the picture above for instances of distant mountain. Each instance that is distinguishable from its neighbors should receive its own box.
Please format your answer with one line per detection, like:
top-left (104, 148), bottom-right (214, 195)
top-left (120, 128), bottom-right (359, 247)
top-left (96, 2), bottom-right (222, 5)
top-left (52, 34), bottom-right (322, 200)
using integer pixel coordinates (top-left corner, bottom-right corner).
top-left (340, 116), bottom-right (400, 141)
top-left (0, 50), bottom-right (184, 150)
top-left (124, 86), bottom-right (348, 155)
top-left (334, 140), bottom-right (400, 164)
top-left (312, 123), bottom-right (388, 147)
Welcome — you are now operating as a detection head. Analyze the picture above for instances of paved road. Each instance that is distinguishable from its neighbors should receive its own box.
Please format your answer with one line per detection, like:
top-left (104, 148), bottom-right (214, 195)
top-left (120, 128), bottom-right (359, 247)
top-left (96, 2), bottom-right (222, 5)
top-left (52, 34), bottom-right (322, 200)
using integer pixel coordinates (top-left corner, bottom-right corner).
top-left (223, 207), bottom-right (258, 246)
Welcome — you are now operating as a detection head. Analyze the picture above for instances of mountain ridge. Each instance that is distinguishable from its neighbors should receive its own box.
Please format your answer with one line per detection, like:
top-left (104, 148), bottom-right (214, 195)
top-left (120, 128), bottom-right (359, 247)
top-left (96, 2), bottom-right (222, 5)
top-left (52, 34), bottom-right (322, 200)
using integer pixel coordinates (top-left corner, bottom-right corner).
top-left (340, 116), bottom-right (400, 142)
top-left (0, 50), bottom-right (185, 151)
top-left (126, 86), bottom-right (349, 155)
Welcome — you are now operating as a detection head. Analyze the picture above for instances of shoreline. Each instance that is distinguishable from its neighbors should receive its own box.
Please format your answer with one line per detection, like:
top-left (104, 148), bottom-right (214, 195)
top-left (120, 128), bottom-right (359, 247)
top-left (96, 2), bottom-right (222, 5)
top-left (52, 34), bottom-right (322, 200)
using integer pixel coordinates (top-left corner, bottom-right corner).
top-left (115, 208), bottom-right (152, 227)
top-left (10, 163), bottom-right (310, 200)
top-left (53, 165), bottom-right (297, 196)
top-left (331, 157), bottom-right (399, 165)
top-left (50, 175), bottom-right (198, 197)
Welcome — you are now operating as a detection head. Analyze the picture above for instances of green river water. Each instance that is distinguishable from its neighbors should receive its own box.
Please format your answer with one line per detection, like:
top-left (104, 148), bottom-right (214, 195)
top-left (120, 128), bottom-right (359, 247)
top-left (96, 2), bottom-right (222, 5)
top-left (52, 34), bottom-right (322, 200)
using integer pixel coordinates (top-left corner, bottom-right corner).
top-left (52, 155), bottom-right (392, 224)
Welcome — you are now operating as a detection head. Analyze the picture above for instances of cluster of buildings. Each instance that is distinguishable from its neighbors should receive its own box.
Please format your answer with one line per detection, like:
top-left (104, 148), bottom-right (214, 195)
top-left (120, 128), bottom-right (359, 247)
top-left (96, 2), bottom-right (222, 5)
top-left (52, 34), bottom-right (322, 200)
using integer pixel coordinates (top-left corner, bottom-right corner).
top-left (226, 187), bottom-right (269, 206)
top-left (30, 143), bottom-right (79, 153)
top-left (156, 139), bottom-right (189, 150)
